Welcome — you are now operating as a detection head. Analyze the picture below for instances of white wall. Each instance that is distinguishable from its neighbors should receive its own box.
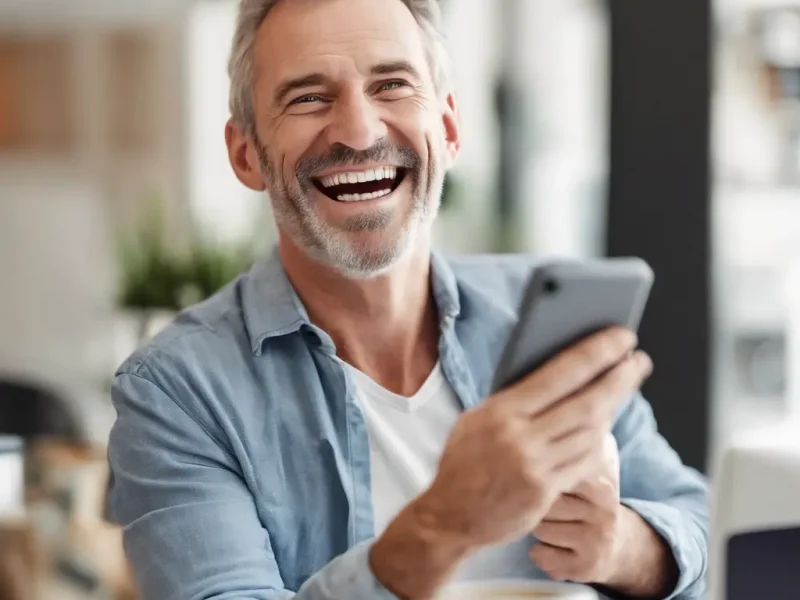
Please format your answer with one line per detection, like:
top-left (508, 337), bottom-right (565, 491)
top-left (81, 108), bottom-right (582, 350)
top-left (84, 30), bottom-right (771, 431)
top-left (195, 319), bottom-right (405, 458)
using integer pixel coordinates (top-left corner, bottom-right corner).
top-left (0, 168), bottom-right (119, 439)
top-left (185, 0), bottom-right (273, 245)
top-left (517, 0), bottom-right (609, 259)
top-left (0, 0), bottom-right (192, 31)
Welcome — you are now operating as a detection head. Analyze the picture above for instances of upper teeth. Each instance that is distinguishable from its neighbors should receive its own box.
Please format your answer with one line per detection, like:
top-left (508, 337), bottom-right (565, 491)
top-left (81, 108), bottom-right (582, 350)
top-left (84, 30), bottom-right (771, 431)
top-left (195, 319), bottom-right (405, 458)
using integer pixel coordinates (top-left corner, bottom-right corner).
top-left (320, 167), bottom-right (398, 188)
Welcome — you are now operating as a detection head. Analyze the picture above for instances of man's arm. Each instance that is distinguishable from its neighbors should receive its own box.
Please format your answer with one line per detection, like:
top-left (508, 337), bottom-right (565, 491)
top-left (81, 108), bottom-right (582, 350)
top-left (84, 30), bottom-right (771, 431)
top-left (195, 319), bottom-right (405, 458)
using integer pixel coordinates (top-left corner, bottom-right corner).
top-left (612, 393), bottom-right (709, 599)
top-left (109, 329), bottom-right (651, 600)
top-left (108, 369), bottom-right (400, 600)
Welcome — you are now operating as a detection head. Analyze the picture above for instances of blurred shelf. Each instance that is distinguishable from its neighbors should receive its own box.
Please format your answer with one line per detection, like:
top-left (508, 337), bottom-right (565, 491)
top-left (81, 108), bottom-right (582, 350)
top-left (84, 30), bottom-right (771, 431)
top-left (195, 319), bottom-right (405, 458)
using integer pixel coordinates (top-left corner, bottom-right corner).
top-left (0, 29), bottom-right (163, 158)
top-left (0, 34), bottom-right (76, 154)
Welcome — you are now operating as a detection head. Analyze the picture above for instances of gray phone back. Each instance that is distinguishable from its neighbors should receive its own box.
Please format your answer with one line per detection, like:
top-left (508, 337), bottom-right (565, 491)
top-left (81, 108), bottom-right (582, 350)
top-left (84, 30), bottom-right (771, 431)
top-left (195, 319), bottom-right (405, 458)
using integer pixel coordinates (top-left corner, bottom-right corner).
top-left (491, 258), bottom-right (654, 393)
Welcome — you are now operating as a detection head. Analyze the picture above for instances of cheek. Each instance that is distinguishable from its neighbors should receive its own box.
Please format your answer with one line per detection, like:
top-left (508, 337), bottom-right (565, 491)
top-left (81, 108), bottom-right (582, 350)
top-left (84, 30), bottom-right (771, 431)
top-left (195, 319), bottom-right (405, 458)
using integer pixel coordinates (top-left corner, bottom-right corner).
top-left (272, 118), bottom-right (326, 174)
top-left (384, 100), bottom-right (438, 154)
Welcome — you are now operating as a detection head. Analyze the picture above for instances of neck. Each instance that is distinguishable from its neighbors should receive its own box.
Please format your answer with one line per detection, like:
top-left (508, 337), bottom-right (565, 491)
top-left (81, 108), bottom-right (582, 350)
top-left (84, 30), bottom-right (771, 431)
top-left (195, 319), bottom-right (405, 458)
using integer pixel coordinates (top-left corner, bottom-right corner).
top-left (278, 233), bottom-right (440, 396)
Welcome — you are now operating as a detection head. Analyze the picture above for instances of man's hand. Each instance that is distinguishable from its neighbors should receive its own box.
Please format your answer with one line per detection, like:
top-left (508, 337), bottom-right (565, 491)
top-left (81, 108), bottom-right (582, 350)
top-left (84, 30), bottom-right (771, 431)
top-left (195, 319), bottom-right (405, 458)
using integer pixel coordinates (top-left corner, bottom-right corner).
top-left (531, 441), bottom-right (679, 599)
top-left (530, 470), bottom-right (624, 585)
top-left (370, 328), bottom-right (653, 600)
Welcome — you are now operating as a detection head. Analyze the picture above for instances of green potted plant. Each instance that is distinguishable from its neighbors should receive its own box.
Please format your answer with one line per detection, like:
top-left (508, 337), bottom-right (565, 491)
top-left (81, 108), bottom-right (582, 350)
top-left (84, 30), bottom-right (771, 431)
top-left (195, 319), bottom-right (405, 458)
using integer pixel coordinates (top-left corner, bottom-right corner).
top-left (117, 195), bottom-right (256, 344)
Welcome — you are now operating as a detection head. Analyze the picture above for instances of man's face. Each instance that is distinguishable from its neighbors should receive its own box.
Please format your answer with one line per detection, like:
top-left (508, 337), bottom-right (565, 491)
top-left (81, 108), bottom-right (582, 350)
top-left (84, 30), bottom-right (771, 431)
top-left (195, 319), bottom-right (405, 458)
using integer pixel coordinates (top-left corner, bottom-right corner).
top-left (231, 0), bottom-right (460, 277)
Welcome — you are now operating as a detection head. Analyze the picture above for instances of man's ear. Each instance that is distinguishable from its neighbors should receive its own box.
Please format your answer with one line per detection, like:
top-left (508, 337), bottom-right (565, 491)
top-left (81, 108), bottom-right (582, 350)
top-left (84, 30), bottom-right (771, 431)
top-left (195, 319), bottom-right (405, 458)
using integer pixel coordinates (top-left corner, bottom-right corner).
top-left (225, 119), bottom-right (267, 191)
top-left (441, 92), bottom-right (461, 169)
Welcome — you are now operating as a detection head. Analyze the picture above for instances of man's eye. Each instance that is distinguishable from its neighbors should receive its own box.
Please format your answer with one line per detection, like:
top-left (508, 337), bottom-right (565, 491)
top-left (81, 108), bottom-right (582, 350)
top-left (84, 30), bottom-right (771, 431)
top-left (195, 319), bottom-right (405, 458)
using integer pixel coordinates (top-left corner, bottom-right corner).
top-left (290, 95), bottom-right (324, 105)
top-left (379, 81), bottom-right (408, 92)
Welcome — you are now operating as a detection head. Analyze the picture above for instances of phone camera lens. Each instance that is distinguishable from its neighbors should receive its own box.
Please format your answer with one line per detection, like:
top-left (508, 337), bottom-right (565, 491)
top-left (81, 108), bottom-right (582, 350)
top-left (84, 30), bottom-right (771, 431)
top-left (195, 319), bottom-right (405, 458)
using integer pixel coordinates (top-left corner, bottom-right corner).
top-left (543, 279), bottom-right (559, 294)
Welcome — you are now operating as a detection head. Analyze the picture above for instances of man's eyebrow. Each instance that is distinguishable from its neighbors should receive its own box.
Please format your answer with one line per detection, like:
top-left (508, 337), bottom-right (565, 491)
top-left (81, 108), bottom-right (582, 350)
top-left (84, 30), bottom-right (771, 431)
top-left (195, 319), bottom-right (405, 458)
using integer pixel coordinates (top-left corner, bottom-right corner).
top-left (273, 62), bottom-right (422, 106)
top-left (274, 73), bottom-right (328, 106)
top-left (370, 60), bottom-right (423, 80)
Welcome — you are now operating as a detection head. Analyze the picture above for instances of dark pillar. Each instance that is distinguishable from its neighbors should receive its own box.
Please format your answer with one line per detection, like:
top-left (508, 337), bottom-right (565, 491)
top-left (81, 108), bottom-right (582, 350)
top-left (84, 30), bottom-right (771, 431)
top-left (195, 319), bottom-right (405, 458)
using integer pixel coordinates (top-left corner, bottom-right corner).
top-left (606, 0), bottom-right (712, 472)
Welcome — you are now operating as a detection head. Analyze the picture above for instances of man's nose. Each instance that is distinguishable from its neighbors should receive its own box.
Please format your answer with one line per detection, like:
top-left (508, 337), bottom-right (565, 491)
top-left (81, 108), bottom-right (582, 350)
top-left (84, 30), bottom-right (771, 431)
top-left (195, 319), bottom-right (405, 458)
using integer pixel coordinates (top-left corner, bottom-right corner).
top-left (325, 92), bottom-right (388, 151)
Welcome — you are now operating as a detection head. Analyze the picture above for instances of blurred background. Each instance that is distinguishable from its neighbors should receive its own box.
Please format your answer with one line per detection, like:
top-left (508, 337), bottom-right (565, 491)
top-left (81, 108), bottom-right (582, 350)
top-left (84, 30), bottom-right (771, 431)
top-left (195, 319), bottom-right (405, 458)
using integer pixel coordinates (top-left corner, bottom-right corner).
top-left (0, 0), bottom-right (798, 597)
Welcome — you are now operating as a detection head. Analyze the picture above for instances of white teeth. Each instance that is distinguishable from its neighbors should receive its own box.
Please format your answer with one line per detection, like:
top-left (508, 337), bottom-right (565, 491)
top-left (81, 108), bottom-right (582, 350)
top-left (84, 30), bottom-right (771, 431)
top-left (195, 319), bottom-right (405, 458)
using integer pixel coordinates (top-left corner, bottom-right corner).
top-left (321, 167), bottom-right (399, 188)
top-left (336, 188), bottom-right (392, 202)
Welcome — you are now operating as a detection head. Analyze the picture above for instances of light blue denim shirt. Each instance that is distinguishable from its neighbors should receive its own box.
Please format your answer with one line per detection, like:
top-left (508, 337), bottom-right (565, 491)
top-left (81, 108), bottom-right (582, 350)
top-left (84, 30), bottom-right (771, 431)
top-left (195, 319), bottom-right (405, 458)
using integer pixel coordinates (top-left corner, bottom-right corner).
top-left (107, 249), bottom-right (708, 600)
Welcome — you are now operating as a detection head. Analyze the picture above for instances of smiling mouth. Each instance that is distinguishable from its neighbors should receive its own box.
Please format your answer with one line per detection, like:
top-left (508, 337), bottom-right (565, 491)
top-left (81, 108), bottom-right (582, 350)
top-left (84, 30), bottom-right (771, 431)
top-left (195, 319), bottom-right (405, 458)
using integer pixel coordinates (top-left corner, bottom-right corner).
top-left (313, 166), bottom-right (407, 202)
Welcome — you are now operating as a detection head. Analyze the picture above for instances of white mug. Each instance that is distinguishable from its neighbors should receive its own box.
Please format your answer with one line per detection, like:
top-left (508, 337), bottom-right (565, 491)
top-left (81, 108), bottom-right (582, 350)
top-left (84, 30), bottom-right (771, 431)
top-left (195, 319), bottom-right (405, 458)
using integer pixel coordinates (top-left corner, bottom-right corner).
top-left (435, 580), bottom-right (598, 599)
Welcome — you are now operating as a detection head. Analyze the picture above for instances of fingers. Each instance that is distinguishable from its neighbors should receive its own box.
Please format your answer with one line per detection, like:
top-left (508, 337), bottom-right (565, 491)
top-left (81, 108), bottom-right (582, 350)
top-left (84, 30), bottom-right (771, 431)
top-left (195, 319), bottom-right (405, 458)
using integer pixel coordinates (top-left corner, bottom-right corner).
top-left (540, 493), bottom-right (591, 523)
top-left (541, 426), bottom-right (602, 483)
top-left (498, 328), bottom-right (638, 416)
top-left (529, 542), bottom-right (576, 580)
top-left (533, 521), bottom-right (586, 549)
top-left (570, 476), bottom-right (618, 504)
top-left (543, 427), bottom-right (623, 494)
top-left (533, 350), bottom-right (653, 442)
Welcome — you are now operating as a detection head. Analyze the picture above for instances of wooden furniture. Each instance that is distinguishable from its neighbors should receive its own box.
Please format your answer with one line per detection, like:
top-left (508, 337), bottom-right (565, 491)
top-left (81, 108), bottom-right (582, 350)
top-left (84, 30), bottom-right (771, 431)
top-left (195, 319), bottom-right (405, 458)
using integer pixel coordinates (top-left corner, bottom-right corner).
top-left (0, 518), bottom-right (38, 600)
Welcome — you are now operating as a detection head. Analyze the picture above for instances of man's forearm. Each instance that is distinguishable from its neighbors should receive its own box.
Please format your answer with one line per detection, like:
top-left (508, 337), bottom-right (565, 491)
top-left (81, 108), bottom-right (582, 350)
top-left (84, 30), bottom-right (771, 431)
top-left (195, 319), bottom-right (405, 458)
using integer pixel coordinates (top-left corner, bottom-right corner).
top-left (601, 507), bottom-right (679, 599)
top-left (370, 496), bottom-right (471, 600)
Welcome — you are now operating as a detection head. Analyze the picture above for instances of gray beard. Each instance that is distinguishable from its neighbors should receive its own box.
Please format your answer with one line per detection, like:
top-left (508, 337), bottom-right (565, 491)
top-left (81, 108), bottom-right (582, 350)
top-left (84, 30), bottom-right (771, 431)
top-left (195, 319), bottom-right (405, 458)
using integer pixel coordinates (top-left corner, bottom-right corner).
top-left (255, 140), bottom-right (443, 279)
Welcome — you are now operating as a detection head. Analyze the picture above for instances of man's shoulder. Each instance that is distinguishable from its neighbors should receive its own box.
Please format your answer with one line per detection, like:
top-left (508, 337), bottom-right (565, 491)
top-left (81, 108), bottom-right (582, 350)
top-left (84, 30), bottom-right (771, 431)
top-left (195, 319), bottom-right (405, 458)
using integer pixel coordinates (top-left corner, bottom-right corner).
top-left (116, 276), bottom-right (251, 382)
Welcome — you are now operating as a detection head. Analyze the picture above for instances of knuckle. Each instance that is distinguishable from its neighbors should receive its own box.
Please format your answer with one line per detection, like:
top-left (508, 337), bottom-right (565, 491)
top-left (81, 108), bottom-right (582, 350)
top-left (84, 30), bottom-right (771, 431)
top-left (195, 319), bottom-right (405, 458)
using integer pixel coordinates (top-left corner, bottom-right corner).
top-left (492, 415), bottom-right (520, 447)
top-left (598, 477), bottom-right (618, 499)
top-left (493, 423), bottom-right (531, 469)
top-left (480, 404), bottom-right (506, 432)
top-left (522, 463), bottom-right (549, 497)
top-left (480, 406), bottom-right (515, 440)
top-left (599, 524), bottom-right (616, 548)
top-left (593, 429), bottom-right (608, 451)
top-left (597, 338), bottom-right (620, 365)
top-left (578, 338), bottom-right (604, 367)
top-left (599, 328), bottom-right (630, 360)
top-left (621, 354), bottom-right (644, 381)
top-left (598, 364), bottom-right (636, 403)
top-left (607, 359), bottom-right (634, 388)
top-left (581, 399), bottom-right (607, 426)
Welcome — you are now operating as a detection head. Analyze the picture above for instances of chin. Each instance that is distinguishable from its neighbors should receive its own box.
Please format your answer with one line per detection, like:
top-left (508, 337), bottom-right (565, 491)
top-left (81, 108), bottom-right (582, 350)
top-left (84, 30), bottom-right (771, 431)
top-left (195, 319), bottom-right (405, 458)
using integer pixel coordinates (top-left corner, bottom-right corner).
top-left (318, 228), bottom-right (418, 280)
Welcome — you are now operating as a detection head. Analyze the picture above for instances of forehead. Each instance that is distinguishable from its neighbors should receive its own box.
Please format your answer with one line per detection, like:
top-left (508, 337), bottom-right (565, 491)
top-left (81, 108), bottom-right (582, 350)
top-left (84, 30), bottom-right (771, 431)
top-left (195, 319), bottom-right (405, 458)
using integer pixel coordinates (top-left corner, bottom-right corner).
top-left (254, 0), bottom-right (431, 85)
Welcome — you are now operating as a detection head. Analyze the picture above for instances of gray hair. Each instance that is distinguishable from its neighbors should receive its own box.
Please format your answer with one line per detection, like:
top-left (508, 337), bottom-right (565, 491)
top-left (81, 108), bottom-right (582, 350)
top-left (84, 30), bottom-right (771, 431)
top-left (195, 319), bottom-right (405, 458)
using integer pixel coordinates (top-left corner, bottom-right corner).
top-left (227, 0), bottom-right (451, 135)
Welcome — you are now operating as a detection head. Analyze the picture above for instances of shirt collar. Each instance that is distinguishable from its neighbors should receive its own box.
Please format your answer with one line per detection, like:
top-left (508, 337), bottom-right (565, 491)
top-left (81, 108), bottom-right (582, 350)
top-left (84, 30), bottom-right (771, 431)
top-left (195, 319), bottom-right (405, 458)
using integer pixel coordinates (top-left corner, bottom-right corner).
top-left (242, 246), bottom-right (462, 355)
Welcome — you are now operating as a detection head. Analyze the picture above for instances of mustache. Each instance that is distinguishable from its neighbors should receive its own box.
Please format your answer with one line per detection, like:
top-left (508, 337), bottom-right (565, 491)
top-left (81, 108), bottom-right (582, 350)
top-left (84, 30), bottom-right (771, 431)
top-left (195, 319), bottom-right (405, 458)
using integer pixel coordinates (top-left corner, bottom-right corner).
top-left (296, 140), bottom-right (421, 181)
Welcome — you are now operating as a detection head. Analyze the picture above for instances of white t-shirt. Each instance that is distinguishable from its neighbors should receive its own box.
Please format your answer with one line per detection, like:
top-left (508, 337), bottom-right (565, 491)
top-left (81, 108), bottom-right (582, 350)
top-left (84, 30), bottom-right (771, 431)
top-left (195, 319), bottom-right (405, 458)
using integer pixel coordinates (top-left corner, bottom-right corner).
top-left (346, 362), bottom-right (458, 534)
top-left (346, 363), bottom-right (537, 581)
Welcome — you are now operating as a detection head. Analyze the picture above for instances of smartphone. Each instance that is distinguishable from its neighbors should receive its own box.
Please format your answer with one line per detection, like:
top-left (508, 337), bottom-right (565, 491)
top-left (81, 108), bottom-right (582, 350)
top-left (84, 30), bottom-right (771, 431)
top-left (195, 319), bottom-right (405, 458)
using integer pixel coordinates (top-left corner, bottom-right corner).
top-left (490, 257), bottom-right (654, 393)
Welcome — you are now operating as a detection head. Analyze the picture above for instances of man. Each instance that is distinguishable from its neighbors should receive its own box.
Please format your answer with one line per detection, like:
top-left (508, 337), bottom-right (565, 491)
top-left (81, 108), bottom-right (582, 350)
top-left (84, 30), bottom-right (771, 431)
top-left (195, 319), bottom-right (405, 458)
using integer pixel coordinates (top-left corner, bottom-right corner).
top-left (106, 0), bottom-right (708, 598)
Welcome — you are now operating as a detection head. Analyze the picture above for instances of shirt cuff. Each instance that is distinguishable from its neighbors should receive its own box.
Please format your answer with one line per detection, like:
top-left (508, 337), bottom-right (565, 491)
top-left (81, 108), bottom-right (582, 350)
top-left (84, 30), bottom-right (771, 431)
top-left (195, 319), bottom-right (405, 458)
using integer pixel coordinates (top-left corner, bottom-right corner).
top-left (621, 498), bottom-right (707, 600)
top-left (298, 540), bottom-right (399, 600)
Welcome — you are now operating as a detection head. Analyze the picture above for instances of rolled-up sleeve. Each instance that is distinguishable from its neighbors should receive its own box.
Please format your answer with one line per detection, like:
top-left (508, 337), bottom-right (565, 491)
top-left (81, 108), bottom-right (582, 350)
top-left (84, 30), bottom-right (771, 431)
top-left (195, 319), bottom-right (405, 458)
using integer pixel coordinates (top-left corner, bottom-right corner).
top-left (107, 369), bottom-right (399, 600)
top-left (613, 393), bottom-right (709, 600)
